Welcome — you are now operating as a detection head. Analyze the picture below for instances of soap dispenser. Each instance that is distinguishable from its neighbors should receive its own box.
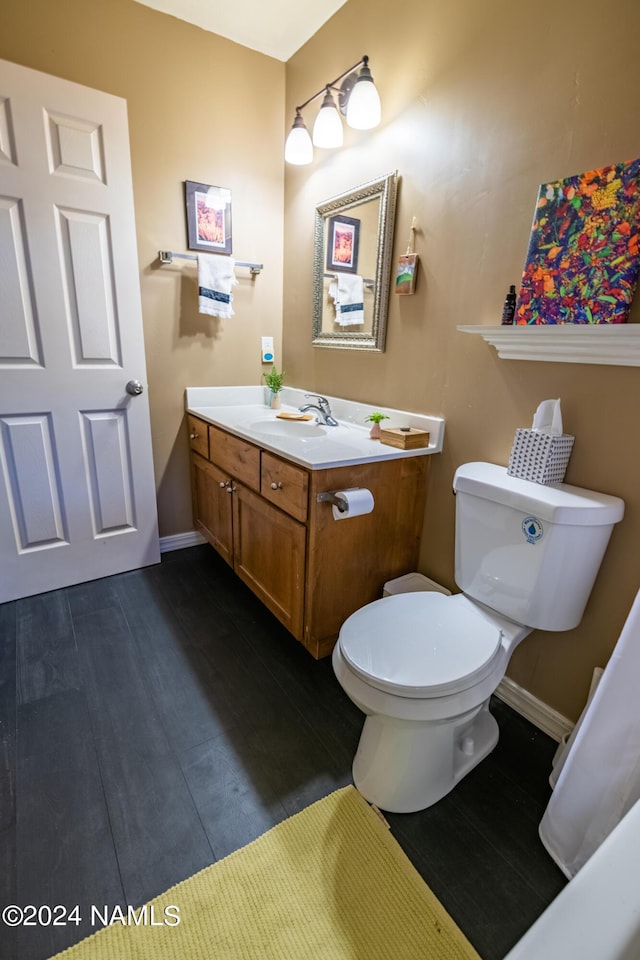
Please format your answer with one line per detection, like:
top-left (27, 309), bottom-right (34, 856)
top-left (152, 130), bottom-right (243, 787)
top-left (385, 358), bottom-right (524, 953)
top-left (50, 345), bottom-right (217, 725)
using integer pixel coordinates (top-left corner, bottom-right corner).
top-left (501, 285), bottom-right (517, 325)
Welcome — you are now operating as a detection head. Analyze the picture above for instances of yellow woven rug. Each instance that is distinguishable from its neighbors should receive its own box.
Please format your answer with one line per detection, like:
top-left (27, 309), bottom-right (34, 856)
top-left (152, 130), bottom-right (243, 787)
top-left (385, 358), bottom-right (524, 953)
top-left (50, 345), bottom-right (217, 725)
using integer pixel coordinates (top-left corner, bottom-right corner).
top-left (51, 786), bottom-right (480, 960)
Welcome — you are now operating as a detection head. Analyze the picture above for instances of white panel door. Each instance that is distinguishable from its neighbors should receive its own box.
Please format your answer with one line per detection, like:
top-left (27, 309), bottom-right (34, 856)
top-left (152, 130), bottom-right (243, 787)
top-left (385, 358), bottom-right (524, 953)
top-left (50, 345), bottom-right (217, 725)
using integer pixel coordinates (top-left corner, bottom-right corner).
top-left (0, 58), bottom-right (160, 603)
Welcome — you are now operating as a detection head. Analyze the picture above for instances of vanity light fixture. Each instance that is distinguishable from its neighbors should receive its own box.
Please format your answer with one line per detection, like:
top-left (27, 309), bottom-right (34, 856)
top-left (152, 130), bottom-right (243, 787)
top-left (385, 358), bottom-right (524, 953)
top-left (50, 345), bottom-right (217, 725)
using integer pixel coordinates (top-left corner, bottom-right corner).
top-left (345, 59), bottom-right (382, 130)
top-left (284, 111), bottom-right (314, 165)
top-left (312, 88), bottom-right (344, 148)
top-left (285, 55), bottom-right (381, 165)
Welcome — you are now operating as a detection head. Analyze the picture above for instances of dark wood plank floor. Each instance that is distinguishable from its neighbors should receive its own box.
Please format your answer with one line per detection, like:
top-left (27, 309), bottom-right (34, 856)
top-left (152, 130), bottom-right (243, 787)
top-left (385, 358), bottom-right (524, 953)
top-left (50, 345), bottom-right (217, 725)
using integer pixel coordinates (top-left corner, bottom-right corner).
top-left (0, 545), bottom-right (566, 960)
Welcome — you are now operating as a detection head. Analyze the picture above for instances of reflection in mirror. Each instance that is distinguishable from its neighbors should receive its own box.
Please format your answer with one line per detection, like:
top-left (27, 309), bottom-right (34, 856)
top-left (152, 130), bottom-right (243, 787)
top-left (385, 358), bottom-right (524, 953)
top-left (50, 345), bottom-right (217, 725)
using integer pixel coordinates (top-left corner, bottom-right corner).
top-left (312, 171), bottom-right (398, 351)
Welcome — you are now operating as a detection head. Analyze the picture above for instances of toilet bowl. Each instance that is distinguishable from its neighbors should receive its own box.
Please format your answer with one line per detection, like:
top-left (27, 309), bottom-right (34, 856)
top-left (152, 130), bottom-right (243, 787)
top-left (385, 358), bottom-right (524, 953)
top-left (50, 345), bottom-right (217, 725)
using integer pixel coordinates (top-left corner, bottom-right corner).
top-left (333, 591), bottom-right (530, 812)
top-left (333, 462), bottom-right (625, 814)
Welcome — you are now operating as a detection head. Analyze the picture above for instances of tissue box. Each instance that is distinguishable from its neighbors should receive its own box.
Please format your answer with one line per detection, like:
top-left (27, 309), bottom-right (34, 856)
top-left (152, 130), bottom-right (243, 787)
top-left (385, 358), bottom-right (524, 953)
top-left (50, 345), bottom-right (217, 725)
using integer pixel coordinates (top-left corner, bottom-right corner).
top-left (507, 428), bottom-right (575, 485)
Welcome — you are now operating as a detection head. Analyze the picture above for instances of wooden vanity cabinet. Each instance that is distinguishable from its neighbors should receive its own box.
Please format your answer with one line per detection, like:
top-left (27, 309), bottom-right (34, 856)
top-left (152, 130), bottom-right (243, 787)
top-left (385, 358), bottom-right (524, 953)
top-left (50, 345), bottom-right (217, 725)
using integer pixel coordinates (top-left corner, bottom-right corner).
top-left (188, 415), bottom-right (429, 659)
top-left (190, 420), bottom-right (306, 638)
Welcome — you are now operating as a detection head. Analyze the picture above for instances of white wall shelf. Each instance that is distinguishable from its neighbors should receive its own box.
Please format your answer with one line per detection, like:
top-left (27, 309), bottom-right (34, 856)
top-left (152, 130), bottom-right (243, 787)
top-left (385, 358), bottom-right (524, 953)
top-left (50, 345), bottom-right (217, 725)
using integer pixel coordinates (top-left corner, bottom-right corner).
top-left (457, 324), bottom-right (640, 366)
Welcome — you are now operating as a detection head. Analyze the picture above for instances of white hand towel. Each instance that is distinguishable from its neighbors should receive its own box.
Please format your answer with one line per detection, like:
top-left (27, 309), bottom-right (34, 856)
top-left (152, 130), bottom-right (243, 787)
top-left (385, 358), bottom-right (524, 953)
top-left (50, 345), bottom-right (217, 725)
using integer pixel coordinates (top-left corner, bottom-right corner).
top-left (198, 254), bottom-right (237, 319)
top-left (330, 273), bottom-right (364, 326)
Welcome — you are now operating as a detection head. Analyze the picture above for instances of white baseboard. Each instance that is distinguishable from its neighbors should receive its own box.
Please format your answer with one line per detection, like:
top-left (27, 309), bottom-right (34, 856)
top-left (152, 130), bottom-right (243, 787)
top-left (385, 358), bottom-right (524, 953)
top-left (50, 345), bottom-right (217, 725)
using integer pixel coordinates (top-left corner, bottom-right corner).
top-left (495, 676), bottom-right (574, 743)
top-left (159, 530), bottom-right (206, 553)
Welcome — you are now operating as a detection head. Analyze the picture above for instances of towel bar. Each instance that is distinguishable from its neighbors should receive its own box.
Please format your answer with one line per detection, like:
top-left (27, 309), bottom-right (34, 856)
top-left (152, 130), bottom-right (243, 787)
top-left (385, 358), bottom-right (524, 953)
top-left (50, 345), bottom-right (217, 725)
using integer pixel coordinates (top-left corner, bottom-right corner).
top-left (159, 250), bottom-right (263, 275)
top-left (324, 272), bottom-right (374, 288)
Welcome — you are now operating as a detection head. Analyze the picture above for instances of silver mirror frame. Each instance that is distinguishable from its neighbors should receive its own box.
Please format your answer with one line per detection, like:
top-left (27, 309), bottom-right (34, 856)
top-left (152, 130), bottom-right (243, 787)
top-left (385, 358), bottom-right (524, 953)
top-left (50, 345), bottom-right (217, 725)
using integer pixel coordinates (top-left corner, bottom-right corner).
top-left (312, 171), bottom-right (398, 352)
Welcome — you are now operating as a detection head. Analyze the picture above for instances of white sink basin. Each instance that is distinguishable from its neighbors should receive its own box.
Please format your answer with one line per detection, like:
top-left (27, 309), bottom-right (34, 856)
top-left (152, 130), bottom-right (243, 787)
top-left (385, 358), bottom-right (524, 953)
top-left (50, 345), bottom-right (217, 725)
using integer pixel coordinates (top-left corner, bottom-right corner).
top-left (246, 418), bottom-right (327, 440)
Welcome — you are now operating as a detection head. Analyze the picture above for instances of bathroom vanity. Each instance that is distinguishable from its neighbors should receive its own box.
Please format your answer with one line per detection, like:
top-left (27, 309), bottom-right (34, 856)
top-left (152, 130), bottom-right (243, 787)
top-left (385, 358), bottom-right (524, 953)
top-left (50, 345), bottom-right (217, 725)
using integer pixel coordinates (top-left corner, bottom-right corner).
top-left (186, 387), bottom-right (444, 658)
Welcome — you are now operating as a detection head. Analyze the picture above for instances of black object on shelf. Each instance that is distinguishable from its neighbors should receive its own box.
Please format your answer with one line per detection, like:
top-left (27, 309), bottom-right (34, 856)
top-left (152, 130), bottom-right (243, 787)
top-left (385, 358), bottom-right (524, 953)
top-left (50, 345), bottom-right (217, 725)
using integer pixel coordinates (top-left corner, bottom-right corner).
top-left (501, 284), bottom-right (517, 325)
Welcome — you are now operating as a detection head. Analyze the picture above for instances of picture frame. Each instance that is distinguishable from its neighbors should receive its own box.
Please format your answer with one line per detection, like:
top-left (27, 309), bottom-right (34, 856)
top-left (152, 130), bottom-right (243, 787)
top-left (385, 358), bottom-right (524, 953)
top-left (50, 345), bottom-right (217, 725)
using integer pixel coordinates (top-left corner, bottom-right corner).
top-left (515, 157), bottom-right (640, 324)
top-left (185, 180), bottom-right (232, 255)
top-left (326, 214), bottom-right (360, 274)
top-left (395, 253), bottom-right (419, 295)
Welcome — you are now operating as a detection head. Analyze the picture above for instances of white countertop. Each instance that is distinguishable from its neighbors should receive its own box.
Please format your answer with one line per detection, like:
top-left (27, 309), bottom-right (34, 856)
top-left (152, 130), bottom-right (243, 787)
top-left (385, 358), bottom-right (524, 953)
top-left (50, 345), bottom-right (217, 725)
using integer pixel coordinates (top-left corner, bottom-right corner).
top-left (185, 386), bottom-right (445, 470)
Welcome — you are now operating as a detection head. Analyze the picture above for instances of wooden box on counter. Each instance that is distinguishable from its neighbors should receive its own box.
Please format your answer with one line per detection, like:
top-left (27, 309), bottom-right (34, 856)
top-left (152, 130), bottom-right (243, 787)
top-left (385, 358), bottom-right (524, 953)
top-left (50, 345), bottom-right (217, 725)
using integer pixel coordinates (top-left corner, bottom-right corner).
top-left (380, 427), bottom-right (430, 450)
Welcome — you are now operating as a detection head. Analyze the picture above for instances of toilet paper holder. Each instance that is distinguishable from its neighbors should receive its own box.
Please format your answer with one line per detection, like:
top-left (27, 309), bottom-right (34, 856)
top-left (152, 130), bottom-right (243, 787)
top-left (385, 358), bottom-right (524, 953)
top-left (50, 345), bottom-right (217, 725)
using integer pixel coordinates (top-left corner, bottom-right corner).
top-left (317, 487), bottom-right (375, 520)
top-left (317, 490), bottom-right (349, 512)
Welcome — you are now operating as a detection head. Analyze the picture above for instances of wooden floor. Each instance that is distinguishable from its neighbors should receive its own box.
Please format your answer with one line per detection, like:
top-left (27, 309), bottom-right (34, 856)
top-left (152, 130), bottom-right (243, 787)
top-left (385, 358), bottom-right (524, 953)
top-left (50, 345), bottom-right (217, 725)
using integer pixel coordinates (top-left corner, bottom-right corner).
top-left (0, 545), bottom-right (566, 960)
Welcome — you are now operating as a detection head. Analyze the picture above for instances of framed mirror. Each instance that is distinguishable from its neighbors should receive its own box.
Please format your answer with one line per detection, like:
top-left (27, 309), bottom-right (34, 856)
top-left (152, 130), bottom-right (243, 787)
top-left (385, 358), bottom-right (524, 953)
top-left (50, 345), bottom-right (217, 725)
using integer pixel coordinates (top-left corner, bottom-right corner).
top-left (312, 171), bottom-right (398, 351)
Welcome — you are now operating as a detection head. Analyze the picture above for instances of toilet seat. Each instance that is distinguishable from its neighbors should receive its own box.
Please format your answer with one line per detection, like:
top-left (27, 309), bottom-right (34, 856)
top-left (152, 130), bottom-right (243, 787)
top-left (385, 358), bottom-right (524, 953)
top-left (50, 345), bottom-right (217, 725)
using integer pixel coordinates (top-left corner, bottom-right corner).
top-left (339, 592), bottom-right (504, 699)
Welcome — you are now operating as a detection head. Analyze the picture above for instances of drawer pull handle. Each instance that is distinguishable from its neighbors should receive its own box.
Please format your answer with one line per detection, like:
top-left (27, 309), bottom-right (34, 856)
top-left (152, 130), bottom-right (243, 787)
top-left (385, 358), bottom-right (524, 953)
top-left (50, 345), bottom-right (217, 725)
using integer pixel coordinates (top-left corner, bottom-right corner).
top-left (219, 481), bottom-right (227, 488)
top-left (271, 481), bottom-right (283, 490)
top-left (190, 432), bottom-right (199, 440)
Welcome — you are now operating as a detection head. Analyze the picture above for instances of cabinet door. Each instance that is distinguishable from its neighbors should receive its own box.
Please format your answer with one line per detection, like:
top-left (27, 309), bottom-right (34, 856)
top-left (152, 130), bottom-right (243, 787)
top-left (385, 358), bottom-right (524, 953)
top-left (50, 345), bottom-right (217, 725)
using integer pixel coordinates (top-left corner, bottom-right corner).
top-left (232, 482), bottom-right (306, 640)
top-left (190, 453), bottom-right (233, 566)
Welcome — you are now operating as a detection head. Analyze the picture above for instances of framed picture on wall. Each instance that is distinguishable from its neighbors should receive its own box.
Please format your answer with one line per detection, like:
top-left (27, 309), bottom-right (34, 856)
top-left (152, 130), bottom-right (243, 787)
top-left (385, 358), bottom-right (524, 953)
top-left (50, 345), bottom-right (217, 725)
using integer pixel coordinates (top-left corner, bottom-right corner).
top-left (515, 157), bottom-right (640, 324)
top-left (185, 180), bottom-right (232, 255)
top-left (326, 214), bottom-right (360, 274)
top-left (395, 253), bottom-right (419, 295)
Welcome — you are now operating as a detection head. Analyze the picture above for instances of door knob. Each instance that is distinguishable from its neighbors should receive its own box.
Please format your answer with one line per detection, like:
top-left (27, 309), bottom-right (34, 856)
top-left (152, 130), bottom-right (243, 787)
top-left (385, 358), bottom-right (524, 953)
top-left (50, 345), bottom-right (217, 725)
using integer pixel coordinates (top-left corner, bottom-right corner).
top-left (126, 379), bottom-right (144, 396)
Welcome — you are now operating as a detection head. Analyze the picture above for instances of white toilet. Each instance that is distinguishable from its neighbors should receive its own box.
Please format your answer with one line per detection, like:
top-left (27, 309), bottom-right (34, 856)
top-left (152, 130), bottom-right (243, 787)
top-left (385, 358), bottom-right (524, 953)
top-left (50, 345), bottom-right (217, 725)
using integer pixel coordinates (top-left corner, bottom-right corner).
top-left (332, 462), bottom-right (624, 813)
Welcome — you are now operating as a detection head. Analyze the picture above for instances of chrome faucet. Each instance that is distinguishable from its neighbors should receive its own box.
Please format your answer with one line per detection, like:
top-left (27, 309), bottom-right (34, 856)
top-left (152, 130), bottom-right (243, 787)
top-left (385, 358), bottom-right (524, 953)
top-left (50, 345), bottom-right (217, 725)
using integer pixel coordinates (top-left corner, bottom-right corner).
top-left (298, 394), bottom-right (339, 426)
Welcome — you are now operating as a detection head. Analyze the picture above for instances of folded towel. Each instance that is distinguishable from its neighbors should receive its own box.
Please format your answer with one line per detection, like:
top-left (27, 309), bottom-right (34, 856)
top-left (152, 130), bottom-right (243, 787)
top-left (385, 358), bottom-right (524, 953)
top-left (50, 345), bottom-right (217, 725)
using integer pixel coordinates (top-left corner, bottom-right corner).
top-left (329, 273), bottom-right (364, 326)
top-left (198, 254), bottom-right (237, 318)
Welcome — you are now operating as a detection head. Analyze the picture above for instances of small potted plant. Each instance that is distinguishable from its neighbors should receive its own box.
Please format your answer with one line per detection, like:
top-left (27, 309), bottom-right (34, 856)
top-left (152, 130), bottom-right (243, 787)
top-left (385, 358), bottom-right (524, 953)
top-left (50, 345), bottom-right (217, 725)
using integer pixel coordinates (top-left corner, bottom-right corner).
top-left (364, 411), bottom-right (390, 440)
top-left (263, 366), bottom-right (285, 409)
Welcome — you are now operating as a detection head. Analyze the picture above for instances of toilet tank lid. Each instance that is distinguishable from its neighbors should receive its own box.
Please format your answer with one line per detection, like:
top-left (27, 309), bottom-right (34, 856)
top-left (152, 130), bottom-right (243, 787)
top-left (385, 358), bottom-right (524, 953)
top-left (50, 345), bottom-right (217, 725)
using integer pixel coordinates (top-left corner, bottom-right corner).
top-left (453, 462), bottom-right (624, 526)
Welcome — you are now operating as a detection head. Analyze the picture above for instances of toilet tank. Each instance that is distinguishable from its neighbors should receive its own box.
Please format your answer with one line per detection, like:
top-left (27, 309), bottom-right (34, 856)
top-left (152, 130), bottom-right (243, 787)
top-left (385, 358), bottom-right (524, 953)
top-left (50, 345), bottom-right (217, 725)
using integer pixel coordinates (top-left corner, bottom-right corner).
top-left (453, 462), bottom-right (624, 632)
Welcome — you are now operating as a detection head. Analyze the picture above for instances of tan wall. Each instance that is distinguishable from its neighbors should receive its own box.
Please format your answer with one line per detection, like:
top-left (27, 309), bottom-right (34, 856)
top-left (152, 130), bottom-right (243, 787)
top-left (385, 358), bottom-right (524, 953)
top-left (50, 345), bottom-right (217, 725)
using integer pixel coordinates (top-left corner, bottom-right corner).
top-left (1, 0), bottom-right (285, 537)
top-left (4, 0), bottom-right (639, 722)
top-left (283, 0), bottom-right (640, 721)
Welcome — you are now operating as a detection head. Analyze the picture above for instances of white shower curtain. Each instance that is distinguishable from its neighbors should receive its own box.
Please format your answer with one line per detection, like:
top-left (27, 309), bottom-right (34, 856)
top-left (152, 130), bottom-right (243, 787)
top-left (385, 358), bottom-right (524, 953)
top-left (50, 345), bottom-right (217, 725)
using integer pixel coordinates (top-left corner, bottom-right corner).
top-left (539, 586), bottom-right (640, 878)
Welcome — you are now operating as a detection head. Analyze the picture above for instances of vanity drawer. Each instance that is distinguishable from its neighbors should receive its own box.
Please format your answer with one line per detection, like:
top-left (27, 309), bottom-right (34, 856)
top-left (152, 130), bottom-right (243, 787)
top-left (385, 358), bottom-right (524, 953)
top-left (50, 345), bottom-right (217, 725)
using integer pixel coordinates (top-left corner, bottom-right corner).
top-left (261, 452), bottom-right (309, 522)
top-left (209, 424), bottom-right (260, 491)
top-left (187, 415), bottom-right (209, 459)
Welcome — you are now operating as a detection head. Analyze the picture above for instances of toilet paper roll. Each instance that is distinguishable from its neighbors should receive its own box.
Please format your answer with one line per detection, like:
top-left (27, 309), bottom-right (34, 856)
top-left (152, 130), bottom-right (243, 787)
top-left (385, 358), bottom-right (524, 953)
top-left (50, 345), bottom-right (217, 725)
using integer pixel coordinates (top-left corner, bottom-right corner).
top-left (332, 488), bottom-right (375, 520)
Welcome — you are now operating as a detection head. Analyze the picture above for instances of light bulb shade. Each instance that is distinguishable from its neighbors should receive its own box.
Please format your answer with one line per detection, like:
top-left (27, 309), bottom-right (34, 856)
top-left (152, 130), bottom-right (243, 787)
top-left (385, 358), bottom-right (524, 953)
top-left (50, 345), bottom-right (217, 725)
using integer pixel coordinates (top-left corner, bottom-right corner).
top-left (346, 66), bottom-right (381, 130)
top-left (312, 90), bottom-right (343, 148)
top-left (285, 114), bottom-right (313, 165)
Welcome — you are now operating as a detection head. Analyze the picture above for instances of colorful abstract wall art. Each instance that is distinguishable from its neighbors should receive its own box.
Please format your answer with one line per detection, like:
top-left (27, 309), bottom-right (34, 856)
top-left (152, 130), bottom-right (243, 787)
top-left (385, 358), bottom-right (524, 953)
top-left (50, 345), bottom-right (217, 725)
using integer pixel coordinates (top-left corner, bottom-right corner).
top-left (515, 157), bottom-right (640, 324)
